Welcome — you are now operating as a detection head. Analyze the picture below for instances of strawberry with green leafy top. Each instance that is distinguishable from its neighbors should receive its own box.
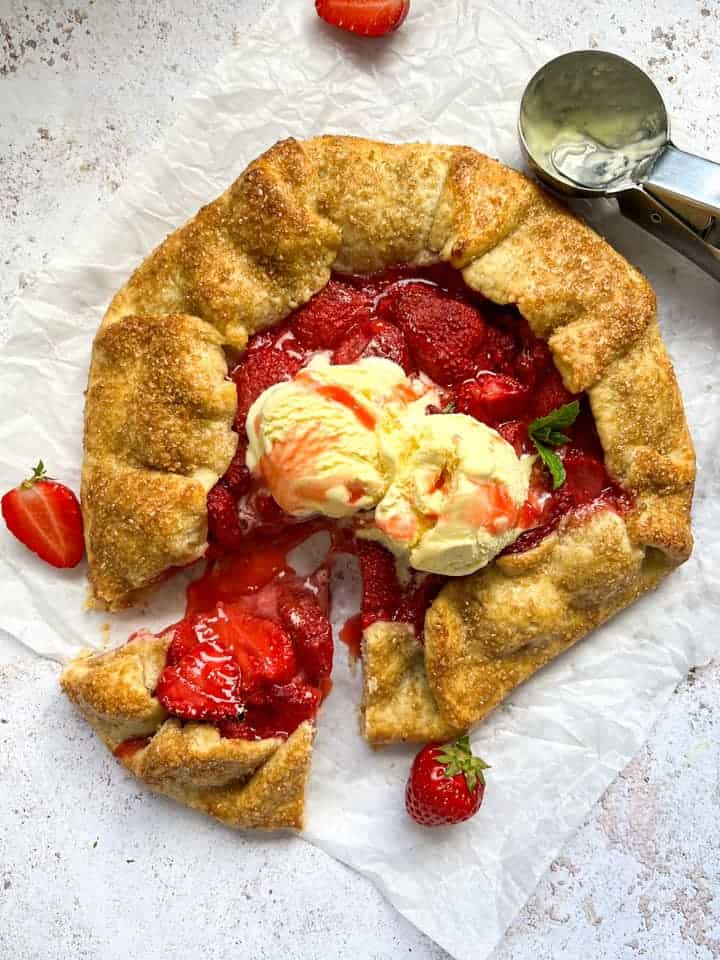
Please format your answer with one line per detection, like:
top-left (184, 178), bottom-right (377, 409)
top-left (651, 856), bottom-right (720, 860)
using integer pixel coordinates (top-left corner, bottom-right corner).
top-left (1, 460), bottom-right (84, 568)
top-left (405, 736), bottom-right (490, 827)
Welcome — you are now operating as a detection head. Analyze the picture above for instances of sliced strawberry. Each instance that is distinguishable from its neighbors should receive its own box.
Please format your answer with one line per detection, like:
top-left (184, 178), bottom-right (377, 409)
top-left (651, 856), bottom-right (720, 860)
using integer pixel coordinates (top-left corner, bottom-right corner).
top-left (158, 604), bottom-right (298, 720)
top-left (315, 0), bottom-right (410, 37)
top-left (155, 639), bottom-right (243, 721)
top-left (249, 490), bottom-right (289, 527)
top-left (379, 282), bottom-right (486, 386)
top-left (221, 440), bottom-right (251, 497)
top-left (207, 484), bottom-right (244, 550)
top-left (292, 280), bottom-right (373, 349)
top-left (395, 573), bottom-right (443, 643)
top-left (231, 338), bottom-right (309, 429)
top-left (279, 592), bottom-right (333, 685)
top-left (220, 677), bottom-right (322, 741)
top-left (455, 373), bottom-right (531, 426)
top-left (496, 419), bottom-right (531, 456)
top-left (208, 604), bottom-right (298, 693)
top-left (562, 452), bottom-right (611, 506)
top-left (512, 338), bottom-right (553, 387)
top-left (1, 461), bottom-right (84, 568)
top-left (165, 617), bottom-right (201, 666)
top-left (332, 318), bottom-right (413, 373)
top-left (475, 325), bottom-right (518, 373)
top-left (532, 367), bottom-right (576, 419)
top-left (566, 402), bottom-right (605, 460)
top-left (356, 539), bottom-right (400, 628)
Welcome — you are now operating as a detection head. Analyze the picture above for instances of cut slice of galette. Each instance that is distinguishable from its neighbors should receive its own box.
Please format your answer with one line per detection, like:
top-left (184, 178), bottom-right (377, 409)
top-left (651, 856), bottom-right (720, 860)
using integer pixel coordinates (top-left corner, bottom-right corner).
top-left (61, 136), bottom-right (695, 829)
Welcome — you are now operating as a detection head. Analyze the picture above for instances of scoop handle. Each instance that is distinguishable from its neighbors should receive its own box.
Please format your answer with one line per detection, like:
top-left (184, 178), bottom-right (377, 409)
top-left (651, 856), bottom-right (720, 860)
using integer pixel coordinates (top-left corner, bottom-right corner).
top-left (618, 181), bottom-right (720, 282)
top-left (643, 143), bottom-right (720, 229)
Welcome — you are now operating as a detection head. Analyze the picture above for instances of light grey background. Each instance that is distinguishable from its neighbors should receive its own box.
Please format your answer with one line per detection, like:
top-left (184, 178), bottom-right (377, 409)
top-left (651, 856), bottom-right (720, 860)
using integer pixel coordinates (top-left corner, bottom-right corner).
top-left (1, 2), bottom-right (718, 958)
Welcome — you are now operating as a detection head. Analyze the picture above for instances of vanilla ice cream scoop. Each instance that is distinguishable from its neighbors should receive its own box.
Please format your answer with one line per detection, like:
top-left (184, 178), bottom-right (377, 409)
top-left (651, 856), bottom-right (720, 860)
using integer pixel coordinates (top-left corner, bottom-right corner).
top-left (371, 413), bottom-right (533, 575)
top-left (246, 355), bottom-right (531, 574)
top-left (245, 357), bottom-right (436, 518)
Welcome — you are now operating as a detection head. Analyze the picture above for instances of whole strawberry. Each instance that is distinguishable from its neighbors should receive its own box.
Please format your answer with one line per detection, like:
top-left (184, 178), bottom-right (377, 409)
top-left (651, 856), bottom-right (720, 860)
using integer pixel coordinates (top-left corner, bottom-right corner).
top-left (405, 736), bottom-right (490, 827)
top-left (2, 460), bottom-right (84, 568)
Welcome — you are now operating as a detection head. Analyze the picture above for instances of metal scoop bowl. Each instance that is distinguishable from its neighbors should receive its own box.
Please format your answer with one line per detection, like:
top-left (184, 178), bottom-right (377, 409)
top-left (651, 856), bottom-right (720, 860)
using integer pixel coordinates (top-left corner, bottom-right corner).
top-left (519, 50), bottom-right (720, 280)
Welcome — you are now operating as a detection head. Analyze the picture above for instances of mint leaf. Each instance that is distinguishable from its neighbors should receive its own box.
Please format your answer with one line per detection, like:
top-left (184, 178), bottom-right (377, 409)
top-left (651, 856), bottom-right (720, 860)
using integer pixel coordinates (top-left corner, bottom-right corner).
top-left (534, 441), bottom-right (566, 489)
top-left (529, 400), bottom-right (580, 437)
top-left (528, 400), bottom-right (579, 489)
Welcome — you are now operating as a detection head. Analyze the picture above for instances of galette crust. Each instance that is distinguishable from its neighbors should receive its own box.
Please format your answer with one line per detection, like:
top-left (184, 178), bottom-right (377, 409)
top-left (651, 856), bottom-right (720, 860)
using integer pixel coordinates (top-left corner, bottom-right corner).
top-left (84, 313), bottom-right (237, 609)
top-left (361, 621), bottom-right (462, 743)
top-left (61, 633), bottom-right (314, 830)
top-left (80, 135), bottom-right (694, 748)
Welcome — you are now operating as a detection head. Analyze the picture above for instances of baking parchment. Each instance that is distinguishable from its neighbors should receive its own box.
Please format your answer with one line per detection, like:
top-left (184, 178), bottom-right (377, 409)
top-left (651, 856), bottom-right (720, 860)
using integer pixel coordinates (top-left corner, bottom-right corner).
top-left (1, 2), bottom-right (719, 959)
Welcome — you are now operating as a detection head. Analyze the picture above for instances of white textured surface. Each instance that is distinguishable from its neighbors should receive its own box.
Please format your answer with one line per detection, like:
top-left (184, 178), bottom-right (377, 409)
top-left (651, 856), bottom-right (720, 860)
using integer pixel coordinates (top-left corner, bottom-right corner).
top-left (1, 2), bottom-right (719, 959)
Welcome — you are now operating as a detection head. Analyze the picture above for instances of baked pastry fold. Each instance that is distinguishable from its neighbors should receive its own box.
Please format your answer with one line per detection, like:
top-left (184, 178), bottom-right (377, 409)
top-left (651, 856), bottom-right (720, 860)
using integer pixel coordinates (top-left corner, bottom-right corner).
top-left (61, 633), bottom-right (314, 830)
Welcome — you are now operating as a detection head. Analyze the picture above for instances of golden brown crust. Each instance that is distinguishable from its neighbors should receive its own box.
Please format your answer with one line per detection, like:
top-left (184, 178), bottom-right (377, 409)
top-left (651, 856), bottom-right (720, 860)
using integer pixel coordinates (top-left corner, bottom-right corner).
top-left (304, 136), bottom-right (452, 273)
top-left (103, 138), bottom-right (341, 350)
top-left (60, 631), bottom-right (170, 749)
top-left (80, 134), bottom-right (694, 746)
top-left (460, 191), bottom-right (657, 392)
top-left (61, 634), bottom-right (314, 830)
top-left (83, 313), bottom-right (237, 609)
top-left (361, 622), bottom-right (461, 744)
top-left (124, 720), bottom-right (314, 831)
top-left (424, 511), bottom-right (670, 730)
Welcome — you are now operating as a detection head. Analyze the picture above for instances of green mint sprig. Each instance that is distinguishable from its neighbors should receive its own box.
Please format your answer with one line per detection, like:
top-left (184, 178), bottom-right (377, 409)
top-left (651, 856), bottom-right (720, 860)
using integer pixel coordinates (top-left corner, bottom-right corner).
top-left (528, 400), bottom-right (580, 489)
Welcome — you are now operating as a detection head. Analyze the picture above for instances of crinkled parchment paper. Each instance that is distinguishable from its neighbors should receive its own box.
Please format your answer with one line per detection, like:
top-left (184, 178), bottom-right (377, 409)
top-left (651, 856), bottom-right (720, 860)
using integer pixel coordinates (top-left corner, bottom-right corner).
top-left (1, 2), bottom-right (719, 958)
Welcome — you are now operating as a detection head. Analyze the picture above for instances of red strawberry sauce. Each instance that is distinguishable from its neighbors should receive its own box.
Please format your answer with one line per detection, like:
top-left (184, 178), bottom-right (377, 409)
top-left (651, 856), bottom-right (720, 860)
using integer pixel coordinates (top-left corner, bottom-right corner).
top-left (116, 265), bottom-right (631, 754)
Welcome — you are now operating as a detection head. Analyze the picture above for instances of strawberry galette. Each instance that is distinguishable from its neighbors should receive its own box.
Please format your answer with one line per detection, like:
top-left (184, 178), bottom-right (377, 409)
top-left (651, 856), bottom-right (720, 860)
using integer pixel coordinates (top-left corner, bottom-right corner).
top-left (60, 136), bottom-right (695, 830)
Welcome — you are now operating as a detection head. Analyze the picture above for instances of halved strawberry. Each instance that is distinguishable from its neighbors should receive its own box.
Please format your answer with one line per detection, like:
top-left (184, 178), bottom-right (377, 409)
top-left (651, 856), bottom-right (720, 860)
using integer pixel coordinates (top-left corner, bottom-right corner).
top-left (231, 338), bottom-right (309, 429)
top-left (532, 367), bottom-right (576, 419)
top-left (155, 639), bottom-right (243, 721)
top-left (315, 0), bottom-right (410, 38)
top-left (356, 539), bottom-right (400, 627)
top-left (332, 319), bottom-right (413, 372)
top-left (221, 440), bottom-right (252, 497)
top-left (165, 617), bottom-right (202, 666)
top-left (496, 419), bottom-right (531, 456)
top-left (395, 573), bottom-right (443, 643)
top-left (208, 603), bottom-right (298, 693)
top-left (220, 677), bottom-right (322, 741)
top-left (207, 484), bottom-right (245, 550)
top-left (455, 373), bottom-right (531, 426)
top-left (279, 592), bottom-right (333, 685)
top-left (562, 452), bottom-right (611, 506)
top-left (476, 325), bottom-right (517, 373)
top-left (292, 280), bottom-right (374, 349)
top-left (512, 338), bottom-right (553, 387)
top-left (379, 282), bottom-right (486, 386)
top-left (1, 460), bottom-right (84, 568)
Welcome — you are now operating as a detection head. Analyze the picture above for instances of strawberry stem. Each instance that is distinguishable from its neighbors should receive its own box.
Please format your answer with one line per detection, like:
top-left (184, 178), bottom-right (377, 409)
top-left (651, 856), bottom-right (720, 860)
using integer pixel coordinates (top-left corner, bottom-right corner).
top-left (436, 735), bottom-right (491, 793)
top-left (21, 460), bottom-right (46, 489)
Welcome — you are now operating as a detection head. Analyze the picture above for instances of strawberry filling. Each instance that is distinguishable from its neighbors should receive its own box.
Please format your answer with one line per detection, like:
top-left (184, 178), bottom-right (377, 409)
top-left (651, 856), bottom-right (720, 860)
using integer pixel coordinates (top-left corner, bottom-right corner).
top-left (117, 264), bottom-right (632, 751)
top-left (152, 560), bottom-right (334, 740)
